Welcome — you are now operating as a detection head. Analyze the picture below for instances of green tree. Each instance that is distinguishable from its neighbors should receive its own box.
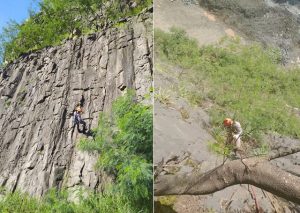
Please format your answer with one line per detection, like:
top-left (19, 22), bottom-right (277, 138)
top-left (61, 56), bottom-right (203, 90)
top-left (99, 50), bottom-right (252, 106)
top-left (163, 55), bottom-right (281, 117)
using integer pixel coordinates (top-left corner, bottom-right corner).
top-left (0, 20), bottom-right (20, 63)
top-left (0, 0), bottom-right (152, 64)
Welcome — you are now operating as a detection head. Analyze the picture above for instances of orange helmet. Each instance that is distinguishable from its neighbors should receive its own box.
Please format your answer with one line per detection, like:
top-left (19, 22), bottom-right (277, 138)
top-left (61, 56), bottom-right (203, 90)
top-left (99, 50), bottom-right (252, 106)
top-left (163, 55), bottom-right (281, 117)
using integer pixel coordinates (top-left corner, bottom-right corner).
top-left (223, 118), bottom-right (233, 126)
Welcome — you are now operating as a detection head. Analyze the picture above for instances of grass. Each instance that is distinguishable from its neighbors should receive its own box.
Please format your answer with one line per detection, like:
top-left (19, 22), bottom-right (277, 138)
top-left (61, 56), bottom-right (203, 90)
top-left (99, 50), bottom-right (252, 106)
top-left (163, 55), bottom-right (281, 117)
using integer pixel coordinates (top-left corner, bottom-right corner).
top-left (179, 107), bottom-right (190, 120)
top-left (154, 196), bottom-right (178, 213)
top-left (0, 188), bottom-right (138, 213)
top-left (157, 196), bottom-right (177, 206)
top-left (155, 27), bottom-right (300, 147)
top-left (4, 99), bottom-right (11, 108)
top-left (155, 87), bottom-right (172, 105)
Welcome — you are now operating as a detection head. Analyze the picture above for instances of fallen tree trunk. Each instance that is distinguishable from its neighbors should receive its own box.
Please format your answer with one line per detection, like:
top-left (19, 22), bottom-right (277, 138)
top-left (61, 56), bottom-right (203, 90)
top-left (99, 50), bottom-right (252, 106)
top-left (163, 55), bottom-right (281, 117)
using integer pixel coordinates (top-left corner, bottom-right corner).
top-left (154, 157), bottom-right (300, 204)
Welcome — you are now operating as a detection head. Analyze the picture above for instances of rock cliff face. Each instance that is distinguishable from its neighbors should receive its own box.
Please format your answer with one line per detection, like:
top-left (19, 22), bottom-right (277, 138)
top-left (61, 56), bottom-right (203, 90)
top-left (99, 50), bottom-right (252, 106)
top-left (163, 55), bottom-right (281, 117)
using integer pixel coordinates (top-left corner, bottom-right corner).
top-left (0, 10), bottom-right (152, 196)
top-left (199, 0), bottom-right (300, 65)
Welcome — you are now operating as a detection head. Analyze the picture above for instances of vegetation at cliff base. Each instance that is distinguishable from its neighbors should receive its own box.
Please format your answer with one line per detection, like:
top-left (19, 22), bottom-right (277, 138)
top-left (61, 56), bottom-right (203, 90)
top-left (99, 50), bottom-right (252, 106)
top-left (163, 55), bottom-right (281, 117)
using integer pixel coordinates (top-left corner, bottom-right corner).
top-left (0, 188), bottom-right (139, 213)
top-left (0, 0), bottom-right (152, 64)
top-left (155, 28), bottom-right (300, 145)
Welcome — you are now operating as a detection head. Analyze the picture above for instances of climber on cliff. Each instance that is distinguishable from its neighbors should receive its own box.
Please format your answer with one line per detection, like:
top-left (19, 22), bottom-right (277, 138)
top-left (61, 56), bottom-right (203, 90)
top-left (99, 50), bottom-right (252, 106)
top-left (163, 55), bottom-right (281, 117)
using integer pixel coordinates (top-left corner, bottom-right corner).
top-left (223, 118), bottom-right (243, 153)
top-left (72, 103), bottom-right (87, 133)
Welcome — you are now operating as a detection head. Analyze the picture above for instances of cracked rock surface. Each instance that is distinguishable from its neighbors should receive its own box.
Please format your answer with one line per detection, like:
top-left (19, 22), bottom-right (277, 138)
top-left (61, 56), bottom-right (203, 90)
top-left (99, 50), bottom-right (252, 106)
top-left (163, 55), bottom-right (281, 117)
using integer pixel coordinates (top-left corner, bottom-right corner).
top-left (0, 11), bottom-right (152, 196)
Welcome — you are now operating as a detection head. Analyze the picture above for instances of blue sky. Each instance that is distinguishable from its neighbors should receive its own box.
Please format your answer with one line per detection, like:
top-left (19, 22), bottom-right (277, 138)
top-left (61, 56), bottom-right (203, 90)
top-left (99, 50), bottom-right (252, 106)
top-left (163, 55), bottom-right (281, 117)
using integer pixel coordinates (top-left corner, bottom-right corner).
top-left (0, 0), bottom-right (40, 34)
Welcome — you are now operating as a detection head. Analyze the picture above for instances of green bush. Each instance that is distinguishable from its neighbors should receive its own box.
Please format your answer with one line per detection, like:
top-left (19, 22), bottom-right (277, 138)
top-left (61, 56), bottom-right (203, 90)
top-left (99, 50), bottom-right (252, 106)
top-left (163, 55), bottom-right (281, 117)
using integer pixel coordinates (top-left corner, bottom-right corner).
top-left (78, 91), bottom-right (153, 212)
top-left (155, 28), bottom-right (300, 144)
top-left (0, 188), bottom-right (137, 213)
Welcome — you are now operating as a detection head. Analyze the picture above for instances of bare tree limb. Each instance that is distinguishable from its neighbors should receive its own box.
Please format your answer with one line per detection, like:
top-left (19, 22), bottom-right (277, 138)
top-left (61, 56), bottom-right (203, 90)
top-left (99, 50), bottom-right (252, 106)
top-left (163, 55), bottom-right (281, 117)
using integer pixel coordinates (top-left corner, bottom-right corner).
top-left (154, 157), bottom-right (300, 204)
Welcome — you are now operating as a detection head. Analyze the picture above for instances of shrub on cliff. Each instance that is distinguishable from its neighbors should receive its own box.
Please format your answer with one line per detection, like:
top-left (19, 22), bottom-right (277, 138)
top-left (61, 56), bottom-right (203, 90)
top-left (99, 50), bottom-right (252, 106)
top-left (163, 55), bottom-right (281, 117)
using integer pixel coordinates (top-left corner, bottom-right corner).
top-left (0, 0), bottom-right (152, 64)
top-left (78, 91), bottom-right (153, 212)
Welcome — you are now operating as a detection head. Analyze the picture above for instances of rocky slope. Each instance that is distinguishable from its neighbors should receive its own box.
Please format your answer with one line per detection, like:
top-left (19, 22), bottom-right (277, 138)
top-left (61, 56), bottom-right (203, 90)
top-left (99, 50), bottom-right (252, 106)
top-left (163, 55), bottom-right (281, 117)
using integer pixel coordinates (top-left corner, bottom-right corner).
top-left (156, 0), bottom-right (300, 65)
top-left (154, 0), bottom-right (299, 212)
top-left (198, 0), bottom-right (300, 65)
top-left (0, 9), bottom-right (152, 197)
top-left (154, 62), bottom-right (300, 213)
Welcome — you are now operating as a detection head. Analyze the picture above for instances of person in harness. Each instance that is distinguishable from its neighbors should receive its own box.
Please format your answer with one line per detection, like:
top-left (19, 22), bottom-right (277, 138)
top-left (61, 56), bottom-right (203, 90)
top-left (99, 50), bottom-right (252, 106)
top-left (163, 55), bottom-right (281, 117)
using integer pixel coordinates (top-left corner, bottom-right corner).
top-left (72, 103), bottom-right (87, 133)
top-left (223, 118), bottom-right (243, 153)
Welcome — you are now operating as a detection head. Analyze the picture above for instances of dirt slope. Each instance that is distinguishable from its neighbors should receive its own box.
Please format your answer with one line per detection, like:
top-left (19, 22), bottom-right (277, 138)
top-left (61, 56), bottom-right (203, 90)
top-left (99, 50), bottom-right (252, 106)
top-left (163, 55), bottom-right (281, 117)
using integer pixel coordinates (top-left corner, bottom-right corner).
top-left (154, 0), bottom-right (300, 212)
top-left (155, 0), bottom-right (236, 46)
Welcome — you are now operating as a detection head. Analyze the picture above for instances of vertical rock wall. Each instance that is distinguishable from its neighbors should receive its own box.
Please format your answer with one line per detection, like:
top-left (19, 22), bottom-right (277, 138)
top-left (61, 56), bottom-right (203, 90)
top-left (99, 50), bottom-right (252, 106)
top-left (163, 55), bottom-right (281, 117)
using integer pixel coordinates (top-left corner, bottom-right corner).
top-left (0, 11), bottom-right (152, 196)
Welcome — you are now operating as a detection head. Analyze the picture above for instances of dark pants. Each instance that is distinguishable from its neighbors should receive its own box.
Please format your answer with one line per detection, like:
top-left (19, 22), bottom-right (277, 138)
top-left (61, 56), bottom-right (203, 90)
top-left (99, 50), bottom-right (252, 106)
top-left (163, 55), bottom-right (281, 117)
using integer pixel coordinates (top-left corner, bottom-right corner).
top-left (72, 116), bottom-right (86, 133)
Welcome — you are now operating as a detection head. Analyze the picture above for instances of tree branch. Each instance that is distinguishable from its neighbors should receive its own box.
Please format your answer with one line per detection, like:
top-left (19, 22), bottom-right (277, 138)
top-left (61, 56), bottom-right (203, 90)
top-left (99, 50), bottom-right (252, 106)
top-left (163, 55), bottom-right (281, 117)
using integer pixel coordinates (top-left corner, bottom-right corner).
top-left (154, 157), bottom-right (300, 204)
